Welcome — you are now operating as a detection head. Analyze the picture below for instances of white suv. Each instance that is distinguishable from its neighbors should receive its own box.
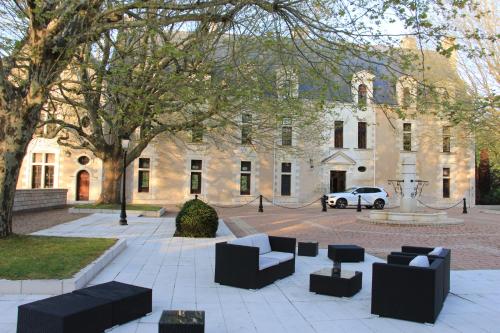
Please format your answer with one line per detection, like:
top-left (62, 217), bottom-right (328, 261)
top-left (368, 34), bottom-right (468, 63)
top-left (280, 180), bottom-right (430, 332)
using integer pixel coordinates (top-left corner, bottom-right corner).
top-left (327, 186), bottom-right (388, 209)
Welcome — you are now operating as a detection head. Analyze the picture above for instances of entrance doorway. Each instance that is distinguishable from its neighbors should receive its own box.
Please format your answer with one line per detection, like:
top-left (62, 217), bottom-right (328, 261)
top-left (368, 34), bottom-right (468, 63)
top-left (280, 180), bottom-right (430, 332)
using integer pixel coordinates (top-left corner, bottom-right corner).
top-left (330, 171), bottom-right (346, 193)
top-left (76, 170), bottom-right (90, 201)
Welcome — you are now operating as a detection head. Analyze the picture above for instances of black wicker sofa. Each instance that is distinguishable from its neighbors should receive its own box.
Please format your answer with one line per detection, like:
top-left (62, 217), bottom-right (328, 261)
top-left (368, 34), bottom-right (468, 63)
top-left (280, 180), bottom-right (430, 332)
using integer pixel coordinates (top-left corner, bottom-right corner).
top-left (215, 234), bottom-right (296, 289)
top-left (371, 254), bottom-right (446, 323)
top-left (391, 245), bottom-right (451, 300)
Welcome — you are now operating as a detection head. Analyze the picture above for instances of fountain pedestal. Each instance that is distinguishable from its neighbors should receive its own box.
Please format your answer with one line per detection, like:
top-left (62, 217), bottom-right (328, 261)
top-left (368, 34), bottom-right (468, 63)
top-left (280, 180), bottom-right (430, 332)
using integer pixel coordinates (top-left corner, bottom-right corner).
top-left (356, 159), bottom-right (464, 226)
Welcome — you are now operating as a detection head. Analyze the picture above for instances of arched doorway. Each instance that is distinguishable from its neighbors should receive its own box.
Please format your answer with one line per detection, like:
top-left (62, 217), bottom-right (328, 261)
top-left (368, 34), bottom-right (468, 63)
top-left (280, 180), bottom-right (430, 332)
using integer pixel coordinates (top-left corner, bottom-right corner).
top-left (76, 170), bottom-right (90, 201)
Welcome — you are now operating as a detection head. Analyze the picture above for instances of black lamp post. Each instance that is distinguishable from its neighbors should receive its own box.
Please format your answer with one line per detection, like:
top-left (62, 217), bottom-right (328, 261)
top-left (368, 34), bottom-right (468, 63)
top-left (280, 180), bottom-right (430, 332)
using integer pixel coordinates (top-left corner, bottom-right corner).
top-left (119, 137), bottom-right (130, 226)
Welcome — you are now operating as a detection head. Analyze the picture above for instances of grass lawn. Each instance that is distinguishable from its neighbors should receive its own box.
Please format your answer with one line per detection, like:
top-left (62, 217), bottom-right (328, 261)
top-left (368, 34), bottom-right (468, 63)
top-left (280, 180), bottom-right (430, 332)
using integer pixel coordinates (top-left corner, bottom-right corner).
top-left (0, 235), bottom-right (117, 280)
top-left (74, 203), bottom-right (163, 211)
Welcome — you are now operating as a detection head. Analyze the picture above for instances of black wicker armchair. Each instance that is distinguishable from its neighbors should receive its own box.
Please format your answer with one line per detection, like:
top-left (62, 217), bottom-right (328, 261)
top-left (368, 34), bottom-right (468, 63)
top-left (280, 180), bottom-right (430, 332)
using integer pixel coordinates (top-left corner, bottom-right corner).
top-left (215, 234), bottom-right (296, 289)
top-left (391, 246), bottom-right (451, 300)
top-left (371, 254), bottom-right (446, 324)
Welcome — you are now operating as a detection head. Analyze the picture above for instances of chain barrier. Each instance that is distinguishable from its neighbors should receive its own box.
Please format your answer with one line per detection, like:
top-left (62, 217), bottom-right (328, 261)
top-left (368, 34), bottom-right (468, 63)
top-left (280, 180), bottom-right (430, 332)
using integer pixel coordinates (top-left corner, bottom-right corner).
top-left (416, 199), bottom-right (463, 210)
top-left (207, 195), bottom-right (261, 209)
top-left (263, 196), bottom-right (322, 210)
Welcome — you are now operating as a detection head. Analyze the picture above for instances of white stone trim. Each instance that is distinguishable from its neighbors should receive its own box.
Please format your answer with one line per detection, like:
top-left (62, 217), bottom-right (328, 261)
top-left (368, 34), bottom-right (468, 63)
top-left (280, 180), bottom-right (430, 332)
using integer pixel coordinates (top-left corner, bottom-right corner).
top-left (0, 239), bottom-right (126, 295)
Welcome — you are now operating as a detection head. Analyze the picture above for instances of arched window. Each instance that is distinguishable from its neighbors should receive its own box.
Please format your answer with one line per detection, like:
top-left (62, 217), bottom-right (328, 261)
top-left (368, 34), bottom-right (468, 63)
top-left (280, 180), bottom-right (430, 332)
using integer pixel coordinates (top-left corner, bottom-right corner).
top-left (402, 87), bottom-right (411, 108)
top-left (358, 84), bottom-right (367, 106)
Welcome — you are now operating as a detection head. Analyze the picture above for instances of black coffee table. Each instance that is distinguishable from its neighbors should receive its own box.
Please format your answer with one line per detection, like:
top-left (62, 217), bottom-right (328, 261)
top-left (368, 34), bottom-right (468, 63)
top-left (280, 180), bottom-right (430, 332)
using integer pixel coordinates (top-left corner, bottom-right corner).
top-left (309, 268), bottom-right (362, 297)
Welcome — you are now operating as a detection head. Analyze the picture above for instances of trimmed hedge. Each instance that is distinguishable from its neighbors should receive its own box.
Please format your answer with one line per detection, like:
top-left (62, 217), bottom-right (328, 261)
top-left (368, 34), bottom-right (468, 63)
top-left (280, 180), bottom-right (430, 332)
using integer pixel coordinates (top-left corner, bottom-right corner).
top-left (175, 199), bottom-right (219, 238)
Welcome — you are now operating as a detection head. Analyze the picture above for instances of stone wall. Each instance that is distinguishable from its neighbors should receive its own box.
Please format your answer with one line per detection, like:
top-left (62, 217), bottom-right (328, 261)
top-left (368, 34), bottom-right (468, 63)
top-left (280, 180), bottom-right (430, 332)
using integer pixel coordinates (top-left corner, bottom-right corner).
top-left (13, 189), bottom-right (68, 212)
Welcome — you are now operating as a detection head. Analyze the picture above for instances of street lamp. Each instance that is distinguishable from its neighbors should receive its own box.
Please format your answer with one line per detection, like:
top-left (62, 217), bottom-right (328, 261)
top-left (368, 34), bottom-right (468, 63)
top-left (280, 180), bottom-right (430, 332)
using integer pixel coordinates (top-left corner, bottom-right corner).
top-left (119, 136), bottom-right (130, 226)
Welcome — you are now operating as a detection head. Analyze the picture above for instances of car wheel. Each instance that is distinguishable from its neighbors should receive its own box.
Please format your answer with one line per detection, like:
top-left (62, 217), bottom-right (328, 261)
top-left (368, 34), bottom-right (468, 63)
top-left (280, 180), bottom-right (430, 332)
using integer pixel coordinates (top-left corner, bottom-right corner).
top-left (365, 205), bottom-right (373, 209)
top-left (336, 198), bottom-right (347, 209)
top-left (374, 199), bottom-right (385, 210)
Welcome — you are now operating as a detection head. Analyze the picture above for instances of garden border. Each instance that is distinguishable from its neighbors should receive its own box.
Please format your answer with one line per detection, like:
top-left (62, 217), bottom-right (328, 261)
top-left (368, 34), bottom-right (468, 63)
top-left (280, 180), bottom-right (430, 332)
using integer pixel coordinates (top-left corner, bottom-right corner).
top-left (0, 239), bottom-right (126, 295)
top-left (69, 207), bottom-right (165, 217)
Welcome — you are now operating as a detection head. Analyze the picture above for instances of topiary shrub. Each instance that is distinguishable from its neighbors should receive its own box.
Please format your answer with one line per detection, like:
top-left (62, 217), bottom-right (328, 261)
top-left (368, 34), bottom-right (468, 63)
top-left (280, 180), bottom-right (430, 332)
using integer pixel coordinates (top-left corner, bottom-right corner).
top-left (175, 199), bottom-right (219, 238)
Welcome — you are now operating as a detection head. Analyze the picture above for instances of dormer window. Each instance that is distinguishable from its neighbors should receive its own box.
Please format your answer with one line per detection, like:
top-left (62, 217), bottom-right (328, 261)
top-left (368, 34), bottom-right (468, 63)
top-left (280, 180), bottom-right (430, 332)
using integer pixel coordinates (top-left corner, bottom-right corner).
top-left (402, 87), bottom-right (411, 108)
top-left (358, 84), bottom-right (368, 106)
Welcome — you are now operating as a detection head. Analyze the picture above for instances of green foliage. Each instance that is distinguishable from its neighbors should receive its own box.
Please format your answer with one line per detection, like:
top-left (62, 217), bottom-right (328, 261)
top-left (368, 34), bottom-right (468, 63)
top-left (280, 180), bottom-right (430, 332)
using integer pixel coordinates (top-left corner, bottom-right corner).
top-left (0, 235), bottom-right (116, 279)
top-left (175, 199), bottom-right (219, 238)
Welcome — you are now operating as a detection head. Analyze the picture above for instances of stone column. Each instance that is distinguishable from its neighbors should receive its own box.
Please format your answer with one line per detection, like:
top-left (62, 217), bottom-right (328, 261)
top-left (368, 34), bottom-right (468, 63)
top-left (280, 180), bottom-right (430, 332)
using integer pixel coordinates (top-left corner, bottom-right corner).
top-left (400, 160), bottom-right (417, 213)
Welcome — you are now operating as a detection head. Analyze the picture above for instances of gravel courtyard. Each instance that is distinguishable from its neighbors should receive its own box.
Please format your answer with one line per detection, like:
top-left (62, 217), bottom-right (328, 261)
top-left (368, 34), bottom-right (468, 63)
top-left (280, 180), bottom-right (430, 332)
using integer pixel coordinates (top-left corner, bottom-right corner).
top-left (207, 205), bottom-right (500, 270)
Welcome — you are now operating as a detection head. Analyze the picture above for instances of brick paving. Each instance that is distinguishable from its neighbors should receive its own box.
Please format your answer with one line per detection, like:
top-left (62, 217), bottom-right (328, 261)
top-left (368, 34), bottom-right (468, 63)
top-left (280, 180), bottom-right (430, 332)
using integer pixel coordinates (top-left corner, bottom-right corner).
top-left (12, 207), bottom-right (90, 234)
top-left (206, 205), bottom-right (500, 270)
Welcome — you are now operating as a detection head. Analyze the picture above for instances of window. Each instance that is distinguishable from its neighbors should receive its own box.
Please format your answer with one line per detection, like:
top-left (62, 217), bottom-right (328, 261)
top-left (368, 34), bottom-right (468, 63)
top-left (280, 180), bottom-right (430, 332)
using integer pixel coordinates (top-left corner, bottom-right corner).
top-left (358, 84), bottom-right (368, 106)
top-left (358, 122), bottom-right (367, 149)
top-left (240, 161), bottom-right (251, 195)
top-left (241, 114), bottom-right (252, 144)
top-left (191, 125), bottom-right (203, 143)
top-left (402, 87), bottom-right (412, 108)
top-left (403, 123), bottom-right (412, 151)
top-left (31, 153), bottom-right (55, 188)
top-left (190, 160), bottom-right (202, 194)
top-left (282, 126), bottom-right (292, 146)
top-left (443, 168), bottom-right (450, 198)
top-left (334, 121), bottom-right (343, 148)
top-left (442, 126), bottom-right (451, 153)
top-left (81, 116), bottom-right (90, 128)
top-left (78, 156), bottom-right (90, 165)
top-left (358, 166), bottom-right (366, 172)
top-left (138, 158), bottom-right (150, 193)
top-left (281, 162), bottom-right (292, 196)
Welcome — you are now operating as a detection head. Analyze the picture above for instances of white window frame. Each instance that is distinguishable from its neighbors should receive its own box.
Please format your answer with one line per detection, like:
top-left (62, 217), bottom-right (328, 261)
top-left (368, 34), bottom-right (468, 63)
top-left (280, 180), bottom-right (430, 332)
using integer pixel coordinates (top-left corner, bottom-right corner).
top-left (31, 152), bottom-right (56, 189)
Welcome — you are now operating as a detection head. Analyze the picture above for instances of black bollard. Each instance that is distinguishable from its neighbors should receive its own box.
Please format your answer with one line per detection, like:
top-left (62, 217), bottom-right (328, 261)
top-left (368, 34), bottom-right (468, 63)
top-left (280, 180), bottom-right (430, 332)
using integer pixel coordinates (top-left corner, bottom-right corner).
top-left (195, 194), bottom-right (198, 200)
top-left (357, 195), bottom-right (362, 212)
top-left (463, 197), bottom-right (468, 214)
top-left (259, 195), bottom-right (264, 213)
top-left (322, 195), bottom-right (328, 212)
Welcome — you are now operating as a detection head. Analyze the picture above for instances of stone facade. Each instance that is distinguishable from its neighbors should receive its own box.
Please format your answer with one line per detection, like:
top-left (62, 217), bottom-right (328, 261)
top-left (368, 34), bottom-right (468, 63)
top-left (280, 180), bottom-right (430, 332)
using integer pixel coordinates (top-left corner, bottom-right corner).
top-left (16, 63), bottom-right (476, 207)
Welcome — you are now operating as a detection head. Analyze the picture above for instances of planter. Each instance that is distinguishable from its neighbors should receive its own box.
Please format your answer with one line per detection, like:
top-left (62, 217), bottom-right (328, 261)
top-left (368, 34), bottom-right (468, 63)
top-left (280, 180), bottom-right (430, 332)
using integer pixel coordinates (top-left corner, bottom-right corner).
top-left (69, 207), bottom-right (165, 217)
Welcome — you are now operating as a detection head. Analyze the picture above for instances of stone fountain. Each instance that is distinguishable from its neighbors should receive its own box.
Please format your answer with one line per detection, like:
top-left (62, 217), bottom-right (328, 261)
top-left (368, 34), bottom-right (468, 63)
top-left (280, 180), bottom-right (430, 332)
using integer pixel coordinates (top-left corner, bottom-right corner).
top-left (357, 159), bottom-right (463, 226)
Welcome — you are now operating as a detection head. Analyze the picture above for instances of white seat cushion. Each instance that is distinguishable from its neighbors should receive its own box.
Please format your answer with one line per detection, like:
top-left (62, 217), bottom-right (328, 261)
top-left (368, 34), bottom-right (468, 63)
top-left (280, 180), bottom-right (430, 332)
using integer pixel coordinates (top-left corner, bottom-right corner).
top-left (251, 233), bottom-right (272, 254)
top-left (228, 236), bottom-right (253, 247)
top-left (428, 247), bottom-right (444, 256)
top-left (259, 256), bottom-right (280, 270)
top-left (409, 255), bottom-right (430, 268)
top-left (260, 251), bottom-right (294, 263)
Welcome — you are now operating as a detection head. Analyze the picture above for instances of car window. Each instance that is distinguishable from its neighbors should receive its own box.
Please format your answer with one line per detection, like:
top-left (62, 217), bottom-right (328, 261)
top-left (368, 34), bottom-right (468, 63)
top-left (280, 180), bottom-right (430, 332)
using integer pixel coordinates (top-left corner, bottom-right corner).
top-left (345, 187), bottom-right (357, 193)
top-left (356, 188), bottom-right (366, 193)
top-left (370, 188), bottom-right (382, 193)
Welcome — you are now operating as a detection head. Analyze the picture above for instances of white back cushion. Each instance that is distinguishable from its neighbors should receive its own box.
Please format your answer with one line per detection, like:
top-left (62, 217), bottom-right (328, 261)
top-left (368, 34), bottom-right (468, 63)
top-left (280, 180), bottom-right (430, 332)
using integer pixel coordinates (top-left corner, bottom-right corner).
top-left (409, 255), bottom-right (430, 268)
top-left (251, 234), bottom-right (272, 254)
top-left (228, 236), bottom-right (253, 247)
top-left (428, 247), bottom-right (444, 256)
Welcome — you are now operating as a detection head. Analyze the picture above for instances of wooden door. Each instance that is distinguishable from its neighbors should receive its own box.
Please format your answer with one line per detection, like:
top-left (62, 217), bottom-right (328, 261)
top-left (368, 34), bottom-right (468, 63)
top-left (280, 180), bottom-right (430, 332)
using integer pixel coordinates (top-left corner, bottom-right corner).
top-left (76, 170), bottom-right (90, 201)
top-left (330, 171), bottom-right (346, 193)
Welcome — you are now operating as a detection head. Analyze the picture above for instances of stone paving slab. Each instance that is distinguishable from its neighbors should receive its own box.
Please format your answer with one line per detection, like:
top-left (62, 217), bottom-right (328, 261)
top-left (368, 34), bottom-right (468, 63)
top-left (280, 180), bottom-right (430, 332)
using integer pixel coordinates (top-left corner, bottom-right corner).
top-left (0, 214), bottom-right (499, 332)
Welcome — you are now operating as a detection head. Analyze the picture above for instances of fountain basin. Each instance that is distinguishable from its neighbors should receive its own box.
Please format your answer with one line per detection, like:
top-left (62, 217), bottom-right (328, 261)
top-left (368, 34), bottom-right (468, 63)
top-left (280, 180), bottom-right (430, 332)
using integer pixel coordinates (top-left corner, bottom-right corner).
top-left (357, 210), bottom-right (464, 226)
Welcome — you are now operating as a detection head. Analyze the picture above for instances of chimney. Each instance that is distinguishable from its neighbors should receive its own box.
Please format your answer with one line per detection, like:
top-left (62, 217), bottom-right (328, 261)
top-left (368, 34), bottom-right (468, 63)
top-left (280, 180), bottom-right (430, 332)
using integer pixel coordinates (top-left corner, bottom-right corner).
top-left (400, 36), bottom-right (417, 49)
top-left (441, 37), bottom-right (457, 69)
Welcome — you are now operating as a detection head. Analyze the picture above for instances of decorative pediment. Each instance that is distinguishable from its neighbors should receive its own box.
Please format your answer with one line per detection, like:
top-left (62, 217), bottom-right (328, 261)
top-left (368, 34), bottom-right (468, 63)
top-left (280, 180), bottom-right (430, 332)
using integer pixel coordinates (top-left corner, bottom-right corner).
top-left (321, 151), bottom-right (356, 165)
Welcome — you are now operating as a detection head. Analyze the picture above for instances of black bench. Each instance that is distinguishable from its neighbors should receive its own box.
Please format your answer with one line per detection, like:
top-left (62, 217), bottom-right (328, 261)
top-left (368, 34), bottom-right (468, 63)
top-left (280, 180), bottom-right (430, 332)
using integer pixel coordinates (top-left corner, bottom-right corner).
top-left (73, 281), bottom-right (152, 326)
top-left (328, 244), bottom-right (365, 262)
top-left (17, 293), bottom-right (112, 333)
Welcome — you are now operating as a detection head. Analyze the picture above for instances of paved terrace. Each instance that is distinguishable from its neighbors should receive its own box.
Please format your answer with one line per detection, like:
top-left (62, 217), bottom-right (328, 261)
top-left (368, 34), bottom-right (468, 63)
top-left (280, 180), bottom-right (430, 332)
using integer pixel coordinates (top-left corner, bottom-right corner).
top-left (0, 214), bottom-right (499, 332)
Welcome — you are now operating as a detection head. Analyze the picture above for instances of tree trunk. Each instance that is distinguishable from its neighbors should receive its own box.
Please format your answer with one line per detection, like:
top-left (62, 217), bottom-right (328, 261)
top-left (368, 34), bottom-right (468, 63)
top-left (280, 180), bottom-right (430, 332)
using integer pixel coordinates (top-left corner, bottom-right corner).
top-left (98, 155), bottom-right (123, 204)
top-left (0, 104), bottom-right (39, 237)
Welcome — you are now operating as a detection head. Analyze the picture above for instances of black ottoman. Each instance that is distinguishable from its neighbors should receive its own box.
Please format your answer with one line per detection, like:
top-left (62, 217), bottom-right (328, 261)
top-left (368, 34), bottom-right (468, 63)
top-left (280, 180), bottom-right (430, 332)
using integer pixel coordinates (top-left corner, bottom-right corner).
top-left (17, 293), bottom-right (112, 333)
top-left (73, 281), bottom-right (152, 326)
top-left (298, 241), bottom-right (319, 257)
top-left (159, 310), bottom-right (205, 333)
top-left (328, 245), bottom-right (364, 262)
